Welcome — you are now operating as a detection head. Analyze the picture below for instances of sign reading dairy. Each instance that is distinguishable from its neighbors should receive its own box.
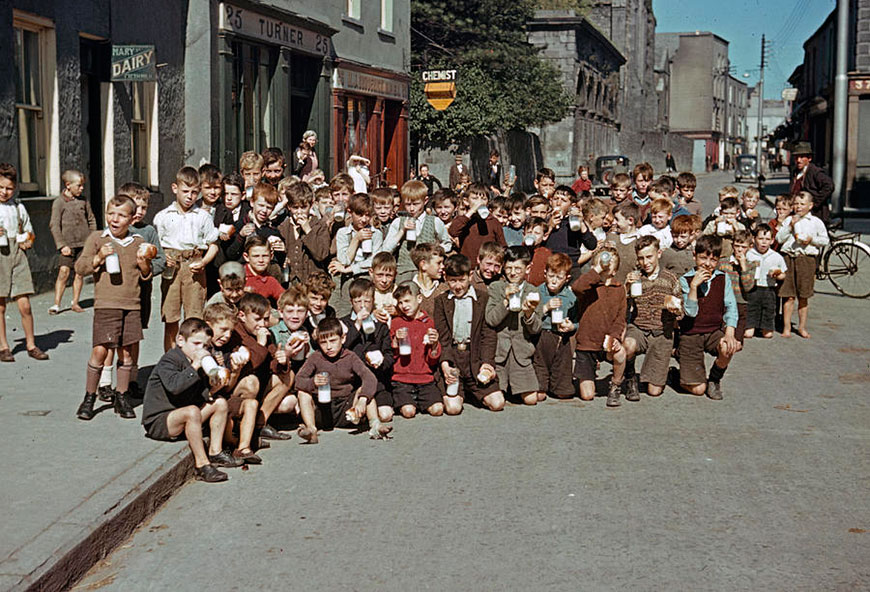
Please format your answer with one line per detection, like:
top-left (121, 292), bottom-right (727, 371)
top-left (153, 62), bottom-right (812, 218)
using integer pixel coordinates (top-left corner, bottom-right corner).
top-left (111, 45), bottom-right (156, 82)
top-left (422, 69), bottom-right (458, 111)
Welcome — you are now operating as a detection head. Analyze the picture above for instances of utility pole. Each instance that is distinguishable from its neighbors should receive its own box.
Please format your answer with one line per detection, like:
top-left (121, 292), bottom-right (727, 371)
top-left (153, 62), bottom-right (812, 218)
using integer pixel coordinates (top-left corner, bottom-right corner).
top-left (756, 34), bottom-right (765, 184)
top-left (831, 0), bottom-right (848, 215)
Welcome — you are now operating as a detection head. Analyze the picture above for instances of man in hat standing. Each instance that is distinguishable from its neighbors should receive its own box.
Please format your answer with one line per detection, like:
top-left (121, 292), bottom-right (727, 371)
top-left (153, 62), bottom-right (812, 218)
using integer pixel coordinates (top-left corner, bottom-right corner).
top-left (791, 142), bottom-right (834, 225)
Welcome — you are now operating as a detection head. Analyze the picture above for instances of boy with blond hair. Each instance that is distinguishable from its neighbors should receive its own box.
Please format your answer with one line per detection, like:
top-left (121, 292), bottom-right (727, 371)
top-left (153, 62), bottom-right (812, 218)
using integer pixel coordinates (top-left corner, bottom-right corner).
top-left (49, 169), bottom-right (96, 315)
top-left (661, 214), bottom-right (701, 278)
top-left (638, 197), bottom-right (674, 249)
top-left (239, 151), bottom-right (265, 197)
top-left (370, 252), bottom-right (398, 324)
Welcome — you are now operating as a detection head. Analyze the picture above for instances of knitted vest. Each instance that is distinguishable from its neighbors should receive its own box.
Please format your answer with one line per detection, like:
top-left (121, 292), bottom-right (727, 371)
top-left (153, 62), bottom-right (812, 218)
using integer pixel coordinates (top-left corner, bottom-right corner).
top-left (680, 274), bottom-right (725, 335)
top-left (396, 215), bottom-right (436, 275)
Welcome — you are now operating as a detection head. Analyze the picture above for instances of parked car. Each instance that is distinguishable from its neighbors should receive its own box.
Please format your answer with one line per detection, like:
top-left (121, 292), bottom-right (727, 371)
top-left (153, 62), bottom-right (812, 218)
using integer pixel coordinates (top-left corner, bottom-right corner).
top-left (592, 155), bottom-right (630, 195)
top-left (734, 154), bottom-right (759, 184)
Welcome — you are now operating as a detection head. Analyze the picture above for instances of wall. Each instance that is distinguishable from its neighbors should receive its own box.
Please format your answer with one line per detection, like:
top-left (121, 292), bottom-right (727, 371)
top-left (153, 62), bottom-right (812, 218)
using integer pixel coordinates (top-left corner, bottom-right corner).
top-left (667, 33), bottom-right (714, 133)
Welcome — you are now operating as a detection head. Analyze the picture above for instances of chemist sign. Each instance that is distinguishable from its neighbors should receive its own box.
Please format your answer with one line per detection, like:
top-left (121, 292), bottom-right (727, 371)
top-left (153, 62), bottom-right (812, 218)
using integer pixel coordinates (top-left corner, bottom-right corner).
top-left (422, 69), bottom-right (458, 111)
top-left (111, 45), bottom-right (156, 82)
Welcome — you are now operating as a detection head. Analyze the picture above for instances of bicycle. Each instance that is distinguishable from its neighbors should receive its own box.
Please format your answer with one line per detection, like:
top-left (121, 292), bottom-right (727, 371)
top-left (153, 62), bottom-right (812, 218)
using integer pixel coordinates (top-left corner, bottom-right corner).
top-left (816, 219), bottom-right (870, 298)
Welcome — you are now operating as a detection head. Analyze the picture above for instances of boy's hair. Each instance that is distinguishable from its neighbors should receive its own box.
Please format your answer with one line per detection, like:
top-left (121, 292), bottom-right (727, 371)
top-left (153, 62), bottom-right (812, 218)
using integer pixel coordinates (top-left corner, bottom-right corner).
top-left (400, 179), bottom-right (428, 205)
top-left (178, 317), bottom-right (213, 339)
top-left (308, 270), bottom-right (336, 298)
top-left (581, 197), bottom-right (609, 218)
top-left (524, 216), bottom-right (547, 232)
top-left (655, 175), bottom-right (676, 195)
top-left (671, 214), bottom-right (702, 234)
top-left (315, 317), bottom-right (344, 341)
top-left (410, 242), bottom-right (446, 268)
top-left (490, 196), bottom-right (507, 213)
top-left (175, 166), bottom-right (200, 188)
top-left (106, 194), bottom-right (137, 214)
top-left (634, 235), bottom-right (661, 252)
top-left (504, 245), bottom-right (532, 266)
top-left (348, 192), bottom-right (373, 215)
top-left (222, 172), bottom-right (244, 193)
top-left (198, 163), bottom-right (222, 186)
top-left (718, 185), bottom-right (740, 200)
top-left (719, 197), bottom-right (739, 211)
top-left (0, 163), bottom-right (17, 184)
top-left (371, 251), bottom-right (398, 273)
top-left (650, 197), bottom-right (674, 215)
top-left (632, 162), bottom-right (654, 181)
top-left (203, 303), bottom-right (237, 325)
top-left (753, 222), bottom-right (773, 237)
top-left (432, 188), bottom-right (457, 207)
top-left (775, 194), bottom-right (793, 207)
top-left (732, 229), bottom-right (752, 245)
top-left (536, 168), bottom-right (556, 183)
top-left (348, 277), bottom-right (375, 300)
top-left (116, 182), bottom-right (150, 201)
top-left (610, 172), bottom-right (631, 189)
top-left (490, 148), bottom-right (500, 158)
top-left (545, 252), bottom-right (572, 275)
top-left (370, 187), bottom-right (394, 205)
top-left (314, 186), bottom-right (331, 203)
top-left (676, 171), bottom-right (697, 190)
top-left (244, 234), bottom-right (270, 254)
top-left (466, 182), bottom-right (490, 200)
top-left (238, 292), bottom-right (270, 317)
top-left (524, 195), bottom-right (549, 211)
top-left (62, 169), bottom-right (84, 185)
top-left (393, 281), bottom-right (420, 301)
top-left (505, 194), bottom-right (525, 211)
top-left (741, 186), bottom-right (760, 200)
top-left (793, 190), bottom-right (814, 203)
top-left (261, 147), bottom-right (285, 167)
top-left (614, 201), bottom-right (642, 227)
top-left (554, 185), bottom-right (576, 200)
top-left (694, 234), bottom-right (723, 257)
top-left (444, 253), bottom-right (472, 277)
top-left (239, 150), bottom-right (264, 171)
top-left (329, 173), bottom-right (355, 194)
top-left (277, 284), bottom-right (309, 310)
top-left (284, 179), bottom-right (314, 207)
top-left (479, 241), bottom-right (506, 263)
top-left (219, 270), bottom-right (245, 290)
top-left (251, 182), bottom-right (279, 206)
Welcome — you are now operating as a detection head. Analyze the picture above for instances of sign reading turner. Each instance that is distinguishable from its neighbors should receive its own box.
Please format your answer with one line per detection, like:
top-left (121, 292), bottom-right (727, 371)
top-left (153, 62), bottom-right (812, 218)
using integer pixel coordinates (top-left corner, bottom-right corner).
top-left (219, 2), bottom-right (331, 57)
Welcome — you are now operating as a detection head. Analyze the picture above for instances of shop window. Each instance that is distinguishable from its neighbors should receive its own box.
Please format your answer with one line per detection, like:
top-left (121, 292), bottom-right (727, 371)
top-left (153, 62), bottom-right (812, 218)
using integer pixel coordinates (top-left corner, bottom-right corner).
top-left (347, 0), bottom-right (361, 20)
top-left (13, 13), bottom-right (57, 195)
top-left (130, 81), bottom-right (158, 188)
top-left (380, 0), bottom-right (393, 32)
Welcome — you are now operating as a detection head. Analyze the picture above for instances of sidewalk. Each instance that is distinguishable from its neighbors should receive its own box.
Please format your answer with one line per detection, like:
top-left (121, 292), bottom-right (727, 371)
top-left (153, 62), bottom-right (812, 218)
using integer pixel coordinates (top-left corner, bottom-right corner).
top-left (0, 283), bottom-right (192, 591)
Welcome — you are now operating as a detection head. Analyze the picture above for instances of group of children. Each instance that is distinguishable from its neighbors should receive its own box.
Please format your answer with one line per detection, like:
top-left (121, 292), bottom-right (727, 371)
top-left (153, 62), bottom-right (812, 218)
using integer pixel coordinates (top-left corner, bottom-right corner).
top-left (0, 149), bottom-right (828, 483)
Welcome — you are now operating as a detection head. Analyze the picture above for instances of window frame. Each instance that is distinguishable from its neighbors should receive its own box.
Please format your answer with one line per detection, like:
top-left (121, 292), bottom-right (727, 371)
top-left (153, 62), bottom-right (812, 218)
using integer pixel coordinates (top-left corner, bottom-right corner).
top-left (380, 0), bottom-right (393, 33)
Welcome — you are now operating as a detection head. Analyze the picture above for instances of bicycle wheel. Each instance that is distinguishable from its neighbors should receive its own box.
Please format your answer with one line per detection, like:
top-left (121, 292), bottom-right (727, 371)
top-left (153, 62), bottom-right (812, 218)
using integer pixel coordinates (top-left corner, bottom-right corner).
top-left (824, 239), bottom-right (870, 298)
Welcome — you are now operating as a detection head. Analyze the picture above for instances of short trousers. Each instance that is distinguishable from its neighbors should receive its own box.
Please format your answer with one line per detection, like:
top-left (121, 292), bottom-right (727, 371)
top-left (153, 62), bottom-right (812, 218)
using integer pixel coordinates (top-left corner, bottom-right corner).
top-left (778, 254), bottom-right (816, 299)
top-left (144, 412), bottom-right (180, 441)
top-left (58, 246), bottom-right (83, 269)
top-left (374, 388), bottom-right (393, 408)
top-left (678, 329), bottom-right (725, 385)
top-left (746, 287), bottom-right (777, 332)
top-left (532, 330), bottom-right (575, 396)
top-left (735, 302), bottom-right (747, 344)
top-left (93, 308), bottom-right (143, 348)
top-left (0, 246), bottom-right (34, 299)
top-left (391, 380), bottom-right (442, 411)
top-left (161, 250), bottom-right (206, 324)
top-left (495, 351), bottom-right (540, 395)
top-left (449, 349), bottom-right (500, 402)
top-left (624, 325), bottom-right (673, 386)
top-left (314, 396), bottom-right (357, 430)
top-left (226, 394), bottom-right (266, 428)
top-left (573, 350), bottom-right (607, 383)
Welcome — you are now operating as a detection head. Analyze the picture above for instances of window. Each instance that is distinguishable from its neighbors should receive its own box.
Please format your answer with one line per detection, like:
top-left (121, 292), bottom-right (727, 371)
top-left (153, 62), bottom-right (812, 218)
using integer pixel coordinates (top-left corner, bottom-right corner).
top-left (380, 0), bottom-right (393, 32)
top-left (130, 82), bottom-right (158, 188)
top-left (347, 0), bottom-right (361, 20)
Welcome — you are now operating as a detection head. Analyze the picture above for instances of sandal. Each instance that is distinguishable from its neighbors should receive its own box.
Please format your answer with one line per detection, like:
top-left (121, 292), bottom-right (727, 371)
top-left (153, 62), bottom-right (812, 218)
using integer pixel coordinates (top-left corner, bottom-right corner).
top-left (0, 349), bottom-right (13, 362)
top-left (48, 305), bottom-right (60, 315)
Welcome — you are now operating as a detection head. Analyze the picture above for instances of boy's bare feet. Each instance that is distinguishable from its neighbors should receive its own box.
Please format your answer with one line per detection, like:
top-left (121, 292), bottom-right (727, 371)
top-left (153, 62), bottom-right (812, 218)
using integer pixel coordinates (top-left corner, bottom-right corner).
top-left (797, 328), bottom-right (811, 339)
top-left (369, 419), bottom-right (393, 440)
top-left (297, 426), bottom-right (319, 444)
top-left (761, 331), bottom-right (774, 339)
top-left (71, 303), bottom-right (84, 313)
top-left (781, 329), bottom-right (792, 338)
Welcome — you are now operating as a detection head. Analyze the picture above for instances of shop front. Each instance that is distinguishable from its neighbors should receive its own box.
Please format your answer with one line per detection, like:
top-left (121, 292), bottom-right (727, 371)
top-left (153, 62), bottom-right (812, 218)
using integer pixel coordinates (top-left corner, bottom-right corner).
top-left (332, 62), bottom-right (409, 187)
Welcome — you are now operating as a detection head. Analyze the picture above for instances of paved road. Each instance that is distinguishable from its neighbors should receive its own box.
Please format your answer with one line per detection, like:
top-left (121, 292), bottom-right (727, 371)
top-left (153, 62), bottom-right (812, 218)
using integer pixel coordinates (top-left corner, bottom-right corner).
top-left (74, 171), bottom-right (870, 591)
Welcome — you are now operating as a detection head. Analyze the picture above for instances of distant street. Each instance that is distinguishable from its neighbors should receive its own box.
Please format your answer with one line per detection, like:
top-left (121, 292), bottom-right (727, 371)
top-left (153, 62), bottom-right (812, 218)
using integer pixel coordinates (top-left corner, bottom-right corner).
top-left (72, 171), bottom-right (870, 591)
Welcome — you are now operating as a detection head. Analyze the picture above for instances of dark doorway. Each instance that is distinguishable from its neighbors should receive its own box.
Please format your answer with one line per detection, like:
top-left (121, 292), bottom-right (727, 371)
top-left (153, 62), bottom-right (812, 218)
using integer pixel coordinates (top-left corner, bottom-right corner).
top-left (290, 53), bottom-right (321, 147)
top-left (80, 38), bottom-right (109, 227)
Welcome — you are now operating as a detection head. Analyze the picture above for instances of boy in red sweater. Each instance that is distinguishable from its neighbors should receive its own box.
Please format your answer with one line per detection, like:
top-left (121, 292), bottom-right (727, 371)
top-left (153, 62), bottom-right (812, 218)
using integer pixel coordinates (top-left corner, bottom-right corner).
top-left (571, 247), bottom-right (627, 407)
top-left (390, 282), bottom-right (443, 418)
top-left (243, 235), bottom-right (283, 306)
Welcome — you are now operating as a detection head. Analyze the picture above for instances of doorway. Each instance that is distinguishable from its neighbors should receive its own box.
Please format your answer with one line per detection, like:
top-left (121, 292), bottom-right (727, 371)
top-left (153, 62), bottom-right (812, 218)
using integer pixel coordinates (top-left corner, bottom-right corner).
top-left (80, 38), bottom-right (108, 226)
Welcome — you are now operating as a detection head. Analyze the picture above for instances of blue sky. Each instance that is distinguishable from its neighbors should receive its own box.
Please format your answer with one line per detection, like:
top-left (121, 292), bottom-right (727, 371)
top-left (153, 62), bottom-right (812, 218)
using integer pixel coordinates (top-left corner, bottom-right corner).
top-left (653, 0), bottom-right (836, 99)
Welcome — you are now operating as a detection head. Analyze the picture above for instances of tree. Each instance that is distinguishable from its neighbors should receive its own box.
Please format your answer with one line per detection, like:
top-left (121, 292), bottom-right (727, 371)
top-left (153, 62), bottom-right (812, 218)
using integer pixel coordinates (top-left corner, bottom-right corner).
top-left (411, 0), bottom-right (572, 151)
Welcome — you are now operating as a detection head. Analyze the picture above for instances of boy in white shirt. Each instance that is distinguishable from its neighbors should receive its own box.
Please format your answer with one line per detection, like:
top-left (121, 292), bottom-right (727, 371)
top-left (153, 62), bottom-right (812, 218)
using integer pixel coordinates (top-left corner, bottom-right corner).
top-left (638, 198), bottom-right (674, 249)
top-left (745, 223), bottom-right (787, 339)
top-left (774, 191), bottom-right (828, 339)
top-left (154, 166), bottom-right (221, 351)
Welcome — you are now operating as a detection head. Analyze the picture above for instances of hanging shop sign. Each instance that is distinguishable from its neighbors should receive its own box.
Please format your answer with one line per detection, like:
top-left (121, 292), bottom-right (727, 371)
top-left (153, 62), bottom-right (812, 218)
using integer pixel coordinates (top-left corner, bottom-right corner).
top-left (422, 69), bottom-right (458, 111)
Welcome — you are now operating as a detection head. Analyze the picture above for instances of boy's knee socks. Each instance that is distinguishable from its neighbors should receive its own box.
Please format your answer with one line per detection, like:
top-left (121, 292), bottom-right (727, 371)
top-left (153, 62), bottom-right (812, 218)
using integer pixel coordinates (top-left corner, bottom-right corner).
top-left (86, 363), bottom-right (102, 394)
top-left (116, 365), bottom-right (135, 394)
top-left (625, 358), bottom-right (636, 378)
top-left (708, 363), bottom-right (727, 384)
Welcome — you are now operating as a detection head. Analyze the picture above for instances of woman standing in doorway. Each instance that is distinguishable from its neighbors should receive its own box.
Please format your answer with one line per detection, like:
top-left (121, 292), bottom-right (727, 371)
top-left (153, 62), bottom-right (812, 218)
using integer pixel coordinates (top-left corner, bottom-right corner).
top-left (294, 130), bottom-right (319, 182)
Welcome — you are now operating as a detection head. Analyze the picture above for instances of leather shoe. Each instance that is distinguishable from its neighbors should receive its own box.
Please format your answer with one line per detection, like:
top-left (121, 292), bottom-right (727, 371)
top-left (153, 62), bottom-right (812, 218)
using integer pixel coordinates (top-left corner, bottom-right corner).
top-left (98, 385), bottom-right (116, 402)
top-left (194, 464), bottom-right (228, 483)
top-left (0, 349), bottom-right (13, 362)
top-left (209, 450), bottom-right (245, 468)
top-left (27, 347), bottom-right (49, 360)
top-left (260, 425), bottom-right (292, 440)
top-left (232, 449), bottom-right (263, 464)
top-left (114, 391), bottom-right (136, 419)
top-left (77, 392), bottom-right (97, 420)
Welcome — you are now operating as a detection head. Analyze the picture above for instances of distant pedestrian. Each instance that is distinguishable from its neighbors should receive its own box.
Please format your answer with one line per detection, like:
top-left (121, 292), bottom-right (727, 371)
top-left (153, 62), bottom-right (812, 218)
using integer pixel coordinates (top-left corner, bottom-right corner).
top-left (571, 165), bottom-right (592, 195)
top-left (49, 169), bottom-right (96, 315)
top-left (665, 152), bottom-right (676, 173)
top-left (414, 163), bottom-right (442, 197)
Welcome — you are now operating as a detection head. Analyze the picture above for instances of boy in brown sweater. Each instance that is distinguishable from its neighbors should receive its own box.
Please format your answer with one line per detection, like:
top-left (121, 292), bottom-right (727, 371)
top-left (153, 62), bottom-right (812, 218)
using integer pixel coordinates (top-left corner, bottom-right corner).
top-left (295, 317), bottom-right (384, 443)
top-left (75, 195), bottom-right (155, 420)
top-left (571, 247), bottom-right (627, 407)
top-left (49, 169), bottom-right (96, 314)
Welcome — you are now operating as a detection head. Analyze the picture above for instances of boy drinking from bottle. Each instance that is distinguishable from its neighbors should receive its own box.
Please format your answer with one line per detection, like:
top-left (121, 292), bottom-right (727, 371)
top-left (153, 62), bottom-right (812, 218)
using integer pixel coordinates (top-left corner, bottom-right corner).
top-left (533, 253), bottom-right (577, 399)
